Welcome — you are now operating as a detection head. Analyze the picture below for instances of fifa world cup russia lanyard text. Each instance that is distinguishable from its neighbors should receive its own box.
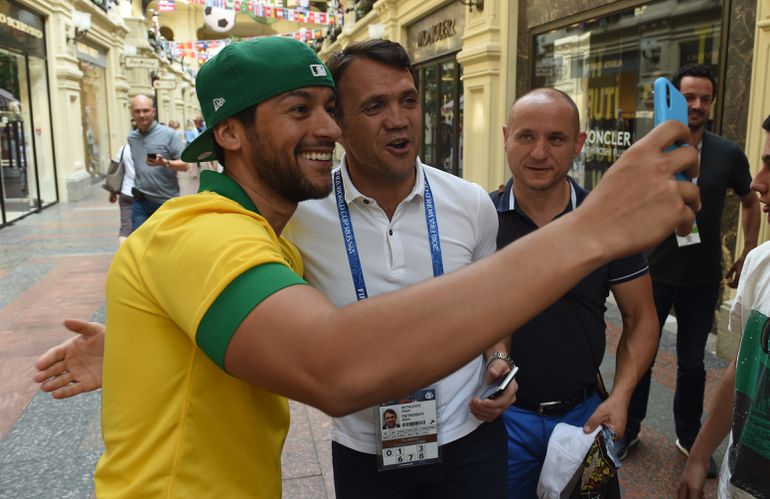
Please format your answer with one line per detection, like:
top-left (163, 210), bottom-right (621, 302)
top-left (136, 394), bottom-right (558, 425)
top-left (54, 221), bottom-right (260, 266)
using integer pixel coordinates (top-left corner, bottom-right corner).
top-left (333, 168), bottom-right (444, 301)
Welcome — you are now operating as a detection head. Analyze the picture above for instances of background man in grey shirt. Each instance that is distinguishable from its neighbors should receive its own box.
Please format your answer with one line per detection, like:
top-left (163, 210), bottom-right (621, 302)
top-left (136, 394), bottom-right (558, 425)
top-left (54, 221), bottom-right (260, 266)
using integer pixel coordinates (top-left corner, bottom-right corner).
top-left (127, 95), bottom-right (188, 230)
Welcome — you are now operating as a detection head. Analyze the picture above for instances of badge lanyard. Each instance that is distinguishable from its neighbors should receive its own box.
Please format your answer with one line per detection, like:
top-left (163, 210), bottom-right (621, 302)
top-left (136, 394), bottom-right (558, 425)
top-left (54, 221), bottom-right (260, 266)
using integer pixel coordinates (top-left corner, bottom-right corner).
top-left (333, 167), bottom-right (444, 300)
top-left (333, 167), bottom-right (443, 470)
top-left (676, 143), bottom-right (701, 247)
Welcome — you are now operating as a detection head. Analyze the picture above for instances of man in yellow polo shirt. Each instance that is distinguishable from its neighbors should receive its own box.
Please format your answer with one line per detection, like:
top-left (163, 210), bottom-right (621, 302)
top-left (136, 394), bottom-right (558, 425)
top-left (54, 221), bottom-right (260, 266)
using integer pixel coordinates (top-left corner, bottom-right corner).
top-left (35, 37), bottom-right (700, 497)
top-left (96, 171), bottom-right (304, 497)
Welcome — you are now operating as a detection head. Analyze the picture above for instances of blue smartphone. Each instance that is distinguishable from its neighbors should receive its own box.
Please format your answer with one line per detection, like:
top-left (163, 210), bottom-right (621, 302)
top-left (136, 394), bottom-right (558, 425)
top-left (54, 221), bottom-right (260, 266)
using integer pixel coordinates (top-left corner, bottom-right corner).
top-left (653, 77), bottom-right (689, 181)
top-left (478, 364), bottom-right (519, 400)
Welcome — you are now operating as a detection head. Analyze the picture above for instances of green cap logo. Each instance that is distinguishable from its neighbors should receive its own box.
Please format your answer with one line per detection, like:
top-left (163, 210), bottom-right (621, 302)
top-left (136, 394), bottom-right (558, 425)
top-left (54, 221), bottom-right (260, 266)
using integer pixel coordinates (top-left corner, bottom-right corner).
top-left (310, 64), bottom-right (328, 77)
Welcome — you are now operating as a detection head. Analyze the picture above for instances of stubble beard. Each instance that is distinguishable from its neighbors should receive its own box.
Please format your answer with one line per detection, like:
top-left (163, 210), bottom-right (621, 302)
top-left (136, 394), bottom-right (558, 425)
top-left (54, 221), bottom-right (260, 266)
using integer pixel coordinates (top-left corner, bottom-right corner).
top-left (519, 165), bottom-right (569, 193)
top-left (688, 109), bottom-right (706, 133)
top-left (248, 132), bottom-right (332, 204)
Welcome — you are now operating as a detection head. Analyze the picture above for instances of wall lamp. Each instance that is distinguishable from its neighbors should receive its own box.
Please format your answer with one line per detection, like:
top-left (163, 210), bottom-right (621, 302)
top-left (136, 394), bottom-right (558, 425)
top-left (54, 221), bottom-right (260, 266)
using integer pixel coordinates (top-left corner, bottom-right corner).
top-left (457, 0), bottom-right (483, 11)
top-left (67, 11), bottom-right (91, 44)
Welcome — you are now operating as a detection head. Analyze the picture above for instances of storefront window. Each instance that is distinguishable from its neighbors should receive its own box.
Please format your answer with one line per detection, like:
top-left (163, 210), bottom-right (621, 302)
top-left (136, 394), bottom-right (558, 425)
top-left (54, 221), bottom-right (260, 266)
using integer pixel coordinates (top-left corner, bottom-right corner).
top-left (0, 1), bottom-right (56, 226)
top-left (28, 56), bottom-right (56, 206)
top-left (422, 65), bottom-right (436, 166)
top-left (532, 0), bottom-right (723, 189)
top-left (1, 49), bottom-right (34, 219)
top-left (418, 56), bottom-right (463, 177)
top-left (77, 43), bottom-right (110, 177)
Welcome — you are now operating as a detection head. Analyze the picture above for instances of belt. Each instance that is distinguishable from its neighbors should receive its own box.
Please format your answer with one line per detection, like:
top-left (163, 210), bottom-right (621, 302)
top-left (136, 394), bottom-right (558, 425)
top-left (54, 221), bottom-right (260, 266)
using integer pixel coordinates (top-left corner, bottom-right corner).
top-left (131, 187), bottom-right (146, 201)
top-left (513, 387), bottom-right (597, 416)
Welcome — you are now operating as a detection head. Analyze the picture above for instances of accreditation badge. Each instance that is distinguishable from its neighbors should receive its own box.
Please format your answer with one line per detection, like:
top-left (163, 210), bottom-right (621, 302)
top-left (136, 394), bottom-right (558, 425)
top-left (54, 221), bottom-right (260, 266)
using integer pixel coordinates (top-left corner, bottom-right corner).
top-left (675, 220), bottom-right (701, 247)
top-left (676, 176), bottom-right (701, 247)
top-left (375, 388), bottom-right (440, 471)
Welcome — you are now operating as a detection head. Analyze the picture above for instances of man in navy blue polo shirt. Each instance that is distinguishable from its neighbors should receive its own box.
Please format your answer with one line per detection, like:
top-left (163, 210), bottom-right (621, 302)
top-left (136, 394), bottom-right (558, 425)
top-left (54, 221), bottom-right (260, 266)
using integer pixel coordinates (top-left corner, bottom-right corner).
top-left (489, 88), bottom-right (660, 498)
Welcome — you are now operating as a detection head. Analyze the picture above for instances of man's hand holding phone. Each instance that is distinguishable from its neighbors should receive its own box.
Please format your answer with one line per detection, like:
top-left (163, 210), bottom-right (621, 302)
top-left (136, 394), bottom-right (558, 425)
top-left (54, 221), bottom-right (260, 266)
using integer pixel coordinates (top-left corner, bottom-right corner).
top-left (469, 356), bottom-right (518, 422)
top-left (146, 152), bottom-right (167, 168)
top-left (654, 77), bottom-right (696, 181)
top-left (653, 77), bottom-right (701, 244)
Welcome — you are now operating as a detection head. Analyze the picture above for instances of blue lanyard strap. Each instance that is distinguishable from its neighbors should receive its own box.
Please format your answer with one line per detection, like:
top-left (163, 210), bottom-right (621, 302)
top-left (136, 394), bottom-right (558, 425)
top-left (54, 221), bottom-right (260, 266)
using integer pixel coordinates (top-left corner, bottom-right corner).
top-left (333, 168), bottom-right (444, 302)
top-left (335, 168), bottom-right (368, 301)
top-left (423, 172), bottom-right (444, 277)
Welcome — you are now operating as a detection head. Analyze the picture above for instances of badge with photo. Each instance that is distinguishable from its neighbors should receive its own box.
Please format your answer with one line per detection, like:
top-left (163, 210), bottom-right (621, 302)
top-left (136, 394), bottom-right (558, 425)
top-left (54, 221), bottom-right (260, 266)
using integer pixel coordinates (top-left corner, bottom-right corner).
top-left (375, 388), bottom-right (441, 471)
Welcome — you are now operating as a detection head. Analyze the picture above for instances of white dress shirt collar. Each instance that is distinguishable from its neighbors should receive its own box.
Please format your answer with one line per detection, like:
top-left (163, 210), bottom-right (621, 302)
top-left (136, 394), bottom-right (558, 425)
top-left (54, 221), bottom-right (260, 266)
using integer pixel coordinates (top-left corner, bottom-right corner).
top-left (336, 155), bottom-right (426, 207)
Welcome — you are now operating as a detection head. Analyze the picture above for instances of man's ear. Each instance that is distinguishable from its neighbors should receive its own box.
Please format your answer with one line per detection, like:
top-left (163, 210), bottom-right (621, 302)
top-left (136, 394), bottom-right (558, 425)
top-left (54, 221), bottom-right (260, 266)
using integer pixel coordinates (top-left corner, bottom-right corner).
top-left (213, 118), bottom-right (244, 152)
top-left (335, 115), bottom-right (349, 150)
top-left (574, 131), bottom-right (588, 156)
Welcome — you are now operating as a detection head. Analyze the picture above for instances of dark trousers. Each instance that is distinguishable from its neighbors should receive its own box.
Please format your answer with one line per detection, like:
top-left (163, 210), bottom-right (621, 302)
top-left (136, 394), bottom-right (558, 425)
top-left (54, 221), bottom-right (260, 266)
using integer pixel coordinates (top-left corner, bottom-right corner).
top-left (332, 418), bottom-right (508, 499)
top-left (625, 280), bottom-right (720, 443)
top-left (131, 193), bottom-right (164, 232)
top-left (117, 194), bottom-right (134, 238)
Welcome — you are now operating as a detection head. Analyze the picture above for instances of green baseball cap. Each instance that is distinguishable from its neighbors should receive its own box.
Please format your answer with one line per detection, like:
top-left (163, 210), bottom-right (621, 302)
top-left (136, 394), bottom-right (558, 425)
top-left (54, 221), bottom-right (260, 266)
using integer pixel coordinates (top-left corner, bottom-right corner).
top-left (182, 37), bottom-right (335, 163)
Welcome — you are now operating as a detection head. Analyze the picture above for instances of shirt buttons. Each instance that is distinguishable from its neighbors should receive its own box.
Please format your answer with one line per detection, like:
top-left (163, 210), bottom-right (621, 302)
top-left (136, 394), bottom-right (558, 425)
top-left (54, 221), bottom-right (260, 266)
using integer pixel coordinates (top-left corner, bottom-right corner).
top-left (388, 229), bottom-right (393, 236)
top-left (363, 199), bottom-right (370, 204)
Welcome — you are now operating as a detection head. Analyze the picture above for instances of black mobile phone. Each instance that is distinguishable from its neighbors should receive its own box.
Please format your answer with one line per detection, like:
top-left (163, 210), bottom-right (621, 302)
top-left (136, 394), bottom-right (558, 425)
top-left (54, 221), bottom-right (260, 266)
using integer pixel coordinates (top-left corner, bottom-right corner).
top-left (478, 364), bottom-right (519, 400)
top-left (147, 153), bottom-right (157, 160)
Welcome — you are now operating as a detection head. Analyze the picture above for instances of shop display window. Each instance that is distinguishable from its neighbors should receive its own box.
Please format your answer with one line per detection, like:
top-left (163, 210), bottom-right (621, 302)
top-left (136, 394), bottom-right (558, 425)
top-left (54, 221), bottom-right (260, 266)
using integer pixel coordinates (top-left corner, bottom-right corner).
top-left (418, 56), bottom-right (463, 177)
top-left (77, 43), bottom-right (110, 178)
top-left (532, 0), bottom-right (723, 189)
top-left (0, 1), bottom-right (57, 225)
top-left (27, 56), bottom-right (56, 207)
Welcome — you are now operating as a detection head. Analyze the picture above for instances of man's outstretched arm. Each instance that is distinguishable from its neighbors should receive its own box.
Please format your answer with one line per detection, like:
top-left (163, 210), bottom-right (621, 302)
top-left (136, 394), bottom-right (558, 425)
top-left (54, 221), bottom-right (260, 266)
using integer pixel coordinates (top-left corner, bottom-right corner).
top-left (35, 121), bottom-right (701, 416)
top-left (225, 121), bottom-right (700, 417)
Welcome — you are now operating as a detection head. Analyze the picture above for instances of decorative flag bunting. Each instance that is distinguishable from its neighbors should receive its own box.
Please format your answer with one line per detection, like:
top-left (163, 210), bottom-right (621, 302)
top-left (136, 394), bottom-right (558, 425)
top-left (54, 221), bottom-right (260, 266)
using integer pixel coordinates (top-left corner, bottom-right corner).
top-left (185, 0), bottom-right (337, 25)
top-left (171, 29), bottom-right (325, 65)
top-left (158, 0), bottom-right (176, 12)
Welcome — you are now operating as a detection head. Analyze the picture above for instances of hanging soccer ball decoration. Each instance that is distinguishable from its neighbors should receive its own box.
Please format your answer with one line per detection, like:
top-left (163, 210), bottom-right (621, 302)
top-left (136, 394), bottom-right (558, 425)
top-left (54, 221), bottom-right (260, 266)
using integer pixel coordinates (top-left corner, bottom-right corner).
top-left (203, 6), bottom-right (236, 33)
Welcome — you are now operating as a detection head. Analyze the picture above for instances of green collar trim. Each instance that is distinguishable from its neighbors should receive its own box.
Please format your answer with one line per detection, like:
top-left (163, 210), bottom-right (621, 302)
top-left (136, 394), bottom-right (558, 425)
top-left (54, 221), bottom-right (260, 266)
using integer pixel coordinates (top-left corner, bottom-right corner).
top-left (197, 170), bottom-right (259, 214)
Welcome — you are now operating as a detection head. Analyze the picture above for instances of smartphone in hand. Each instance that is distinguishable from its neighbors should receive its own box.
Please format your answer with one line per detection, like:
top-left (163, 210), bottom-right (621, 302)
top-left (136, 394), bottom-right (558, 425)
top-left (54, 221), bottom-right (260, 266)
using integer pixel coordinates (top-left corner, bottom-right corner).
top-left (478, 364), bottom-right (519, 400)
top-left (653, 77), bottom-right (689, 181)
top-left (146, 153), bottom-right (158, 160)
top-left (654, 77), bottom-right (701, 246)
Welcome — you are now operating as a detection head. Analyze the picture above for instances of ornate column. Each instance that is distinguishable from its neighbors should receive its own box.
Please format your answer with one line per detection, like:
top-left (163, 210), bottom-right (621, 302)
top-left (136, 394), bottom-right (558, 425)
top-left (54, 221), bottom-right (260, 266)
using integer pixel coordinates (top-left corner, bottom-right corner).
top-left (49, 0), bottom-right (88, 200)
top-left (106, 20), bottom-right (130, 148)
top-left (373, 0), bottom-right (400, 41)
top-left (122, 16), bottom-right (155, 98)
top-left (456, 0), bottom-right (516, 190)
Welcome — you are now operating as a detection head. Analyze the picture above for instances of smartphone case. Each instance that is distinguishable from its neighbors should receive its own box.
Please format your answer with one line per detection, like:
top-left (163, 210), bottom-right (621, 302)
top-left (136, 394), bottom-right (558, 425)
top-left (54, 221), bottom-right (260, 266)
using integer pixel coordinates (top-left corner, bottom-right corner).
top-left (653, 77), bottom-right (689, 181)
